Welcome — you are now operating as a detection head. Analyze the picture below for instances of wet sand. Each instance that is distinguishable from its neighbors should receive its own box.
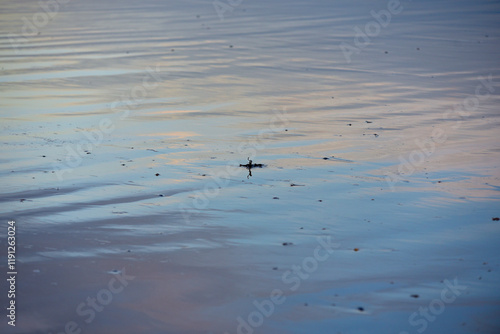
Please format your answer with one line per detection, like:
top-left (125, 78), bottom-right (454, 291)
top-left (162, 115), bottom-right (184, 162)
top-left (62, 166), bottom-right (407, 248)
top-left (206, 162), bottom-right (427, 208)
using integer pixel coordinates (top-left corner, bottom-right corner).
top-left (1, 0), bottom-right (500, 333)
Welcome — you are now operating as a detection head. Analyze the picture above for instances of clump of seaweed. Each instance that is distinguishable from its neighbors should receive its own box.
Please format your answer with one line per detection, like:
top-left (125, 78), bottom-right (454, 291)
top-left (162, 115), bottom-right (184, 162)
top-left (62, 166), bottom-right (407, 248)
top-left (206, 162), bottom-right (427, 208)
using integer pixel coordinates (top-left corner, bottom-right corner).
top-left (239, 157), bottom-right (264, 178)
top-left (239, 157), bottom-right (263, 169)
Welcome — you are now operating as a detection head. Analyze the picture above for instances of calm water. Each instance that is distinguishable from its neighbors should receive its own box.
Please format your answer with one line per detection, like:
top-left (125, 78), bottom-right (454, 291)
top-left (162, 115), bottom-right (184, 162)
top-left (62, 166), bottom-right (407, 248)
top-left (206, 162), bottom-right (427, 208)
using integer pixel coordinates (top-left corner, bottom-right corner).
top-left (1, 0), bottom-right (500, 333)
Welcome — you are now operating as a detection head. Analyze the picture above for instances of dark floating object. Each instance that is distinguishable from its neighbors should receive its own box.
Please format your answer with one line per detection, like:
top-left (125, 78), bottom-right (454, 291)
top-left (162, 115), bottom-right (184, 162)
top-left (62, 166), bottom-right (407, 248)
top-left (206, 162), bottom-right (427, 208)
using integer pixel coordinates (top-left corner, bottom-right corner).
top-left (492, 217), bottom-right (499, 221)
top-left (357, 307), bottom-right (364, 312)
top-left (239, 157), bottom-right (263, 169)
top-left (410, 294), bottom-right (419, 298)
top-left (282, 242), bottom-right (293, 246)
top-left (323, 157), bottom-right (329, 160)
top-left (290, 183), bottom-right (305, 187)
top-left (365, 121), bottom-right (372, 123)
top-left (155, 173), bottom-right (160, 176)
top-left (273, 197), bottom-right (279, 199)
top-left (239, 158), bottom-right (264, 179)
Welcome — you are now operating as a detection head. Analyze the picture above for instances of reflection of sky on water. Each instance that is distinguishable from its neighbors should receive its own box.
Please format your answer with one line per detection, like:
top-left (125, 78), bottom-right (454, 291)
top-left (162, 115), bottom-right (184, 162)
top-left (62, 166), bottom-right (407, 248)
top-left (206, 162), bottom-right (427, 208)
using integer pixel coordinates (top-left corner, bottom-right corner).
top-left (1, 0), bottom-right (499, 333)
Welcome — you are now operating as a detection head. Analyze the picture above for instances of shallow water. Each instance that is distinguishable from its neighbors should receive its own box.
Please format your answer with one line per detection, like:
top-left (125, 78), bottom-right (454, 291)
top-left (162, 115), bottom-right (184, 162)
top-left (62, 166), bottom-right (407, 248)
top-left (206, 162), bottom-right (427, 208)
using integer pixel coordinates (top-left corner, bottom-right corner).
top-left (1, 0), bottom-right (500, 333)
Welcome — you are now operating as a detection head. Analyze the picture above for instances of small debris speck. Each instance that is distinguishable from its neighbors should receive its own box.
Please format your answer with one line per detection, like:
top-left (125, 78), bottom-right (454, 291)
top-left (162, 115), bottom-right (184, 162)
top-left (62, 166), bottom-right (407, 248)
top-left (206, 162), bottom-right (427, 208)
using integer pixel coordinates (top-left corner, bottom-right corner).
top-left (155, 173), bottom-right (160, 176)
top-left (410, 294), bottom-right (419, 298)
top-left (492, 217), bottom-right (499, 221)
top-left (357, 307), bottom-right (364, 312)
top-left (282, 242), bottom-right (293, 246)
